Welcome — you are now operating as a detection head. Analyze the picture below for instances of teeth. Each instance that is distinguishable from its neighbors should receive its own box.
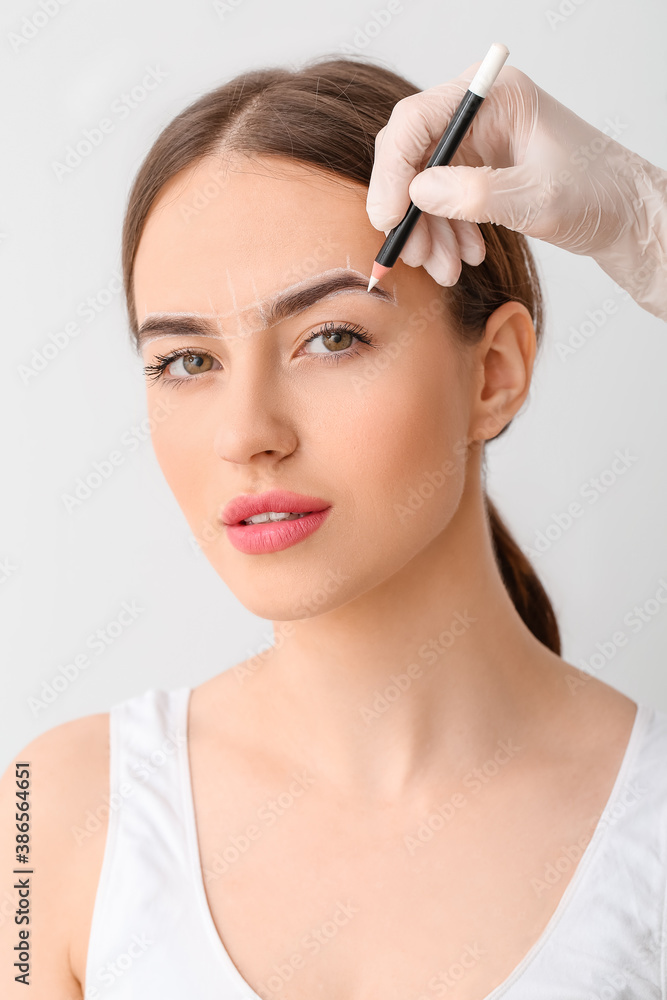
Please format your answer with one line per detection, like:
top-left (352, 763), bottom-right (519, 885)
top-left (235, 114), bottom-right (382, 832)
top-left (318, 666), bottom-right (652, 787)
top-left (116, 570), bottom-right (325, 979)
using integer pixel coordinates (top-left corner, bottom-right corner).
top-left (241, 511), bottom-right (311, 526)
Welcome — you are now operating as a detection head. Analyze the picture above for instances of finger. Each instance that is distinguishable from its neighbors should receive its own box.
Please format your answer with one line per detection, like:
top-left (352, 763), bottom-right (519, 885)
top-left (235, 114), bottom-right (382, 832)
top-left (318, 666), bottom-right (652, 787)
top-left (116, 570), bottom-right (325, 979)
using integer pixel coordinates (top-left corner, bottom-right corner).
top-left (396, 213), bottom-right (433, 268)
top-left (448, 218), bottom-right (486, 266)
top-left (408, 162), bottom-right (542, 232)
top-left (420, 214), bottom-right (463, 286)
top-left (366, 81), bottom-right (471, 231)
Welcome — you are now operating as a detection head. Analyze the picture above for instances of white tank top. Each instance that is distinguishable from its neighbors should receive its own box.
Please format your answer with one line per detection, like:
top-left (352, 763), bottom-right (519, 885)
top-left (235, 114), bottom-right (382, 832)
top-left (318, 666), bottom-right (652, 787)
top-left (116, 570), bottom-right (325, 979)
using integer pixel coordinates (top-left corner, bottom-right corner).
top-left (84, 686), bottom-right (667, 998)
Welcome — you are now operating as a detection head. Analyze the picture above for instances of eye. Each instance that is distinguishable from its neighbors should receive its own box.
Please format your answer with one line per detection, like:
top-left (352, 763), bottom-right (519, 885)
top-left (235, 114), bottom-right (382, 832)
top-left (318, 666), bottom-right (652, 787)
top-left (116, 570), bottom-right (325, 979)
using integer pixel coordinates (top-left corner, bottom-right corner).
top-left (301, 321), bottom-right (376, 363)
top-left (143, 349), bottom-right (221, 386)
top-left (171, 353), bottom-right (216, 376)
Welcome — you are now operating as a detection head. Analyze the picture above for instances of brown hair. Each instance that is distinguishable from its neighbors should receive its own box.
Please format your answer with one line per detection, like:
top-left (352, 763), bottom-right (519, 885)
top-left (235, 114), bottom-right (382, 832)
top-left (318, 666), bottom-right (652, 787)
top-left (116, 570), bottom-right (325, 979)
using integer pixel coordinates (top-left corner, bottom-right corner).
top-left (121, 53), bottom-right (560, 654)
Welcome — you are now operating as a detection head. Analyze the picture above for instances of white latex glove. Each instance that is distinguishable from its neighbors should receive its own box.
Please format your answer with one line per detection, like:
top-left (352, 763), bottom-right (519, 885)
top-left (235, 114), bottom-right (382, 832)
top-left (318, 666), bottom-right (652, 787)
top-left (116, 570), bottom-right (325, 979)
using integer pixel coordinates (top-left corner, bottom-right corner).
top-left (366, 63), bottom-right (667, 321)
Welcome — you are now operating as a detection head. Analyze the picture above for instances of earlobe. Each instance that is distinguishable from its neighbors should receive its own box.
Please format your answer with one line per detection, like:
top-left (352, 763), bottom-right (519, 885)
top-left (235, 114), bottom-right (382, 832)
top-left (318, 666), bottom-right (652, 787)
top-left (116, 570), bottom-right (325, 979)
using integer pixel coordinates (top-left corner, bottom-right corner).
top-left (469, 301), bottom-right (537, 443)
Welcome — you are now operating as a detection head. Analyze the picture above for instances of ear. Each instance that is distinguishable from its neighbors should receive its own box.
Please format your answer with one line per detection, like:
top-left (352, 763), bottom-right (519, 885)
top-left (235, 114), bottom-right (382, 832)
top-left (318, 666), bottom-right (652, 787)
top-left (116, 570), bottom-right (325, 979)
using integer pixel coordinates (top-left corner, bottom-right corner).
top-left (467, 301), bottom-right (537, 443)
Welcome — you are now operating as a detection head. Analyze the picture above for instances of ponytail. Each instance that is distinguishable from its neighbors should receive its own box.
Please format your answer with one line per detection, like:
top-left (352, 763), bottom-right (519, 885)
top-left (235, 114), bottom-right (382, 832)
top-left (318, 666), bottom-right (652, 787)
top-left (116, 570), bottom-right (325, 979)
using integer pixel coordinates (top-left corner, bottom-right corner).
top-left (485, 494), bottom-right (561, 654)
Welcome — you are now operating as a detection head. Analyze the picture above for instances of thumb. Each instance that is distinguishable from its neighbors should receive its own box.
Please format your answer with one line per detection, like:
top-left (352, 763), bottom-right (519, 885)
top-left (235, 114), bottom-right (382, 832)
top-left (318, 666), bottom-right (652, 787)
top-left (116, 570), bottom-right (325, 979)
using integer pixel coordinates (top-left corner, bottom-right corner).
top-left (408, 163), bottom-right (542, 234)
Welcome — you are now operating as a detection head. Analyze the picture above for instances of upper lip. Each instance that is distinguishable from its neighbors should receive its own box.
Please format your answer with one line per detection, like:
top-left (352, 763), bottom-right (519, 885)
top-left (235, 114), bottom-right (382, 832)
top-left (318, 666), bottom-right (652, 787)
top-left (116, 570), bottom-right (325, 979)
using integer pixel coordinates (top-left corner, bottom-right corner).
top-left (221, 490), bottom-right (331, 526)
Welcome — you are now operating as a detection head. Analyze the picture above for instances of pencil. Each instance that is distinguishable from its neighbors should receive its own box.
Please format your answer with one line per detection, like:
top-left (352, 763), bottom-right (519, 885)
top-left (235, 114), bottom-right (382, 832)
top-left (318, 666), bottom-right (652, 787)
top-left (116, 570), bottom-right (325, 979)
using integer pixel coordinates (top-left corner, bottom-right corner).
top-left (367, 42), bottom-right (510, 292)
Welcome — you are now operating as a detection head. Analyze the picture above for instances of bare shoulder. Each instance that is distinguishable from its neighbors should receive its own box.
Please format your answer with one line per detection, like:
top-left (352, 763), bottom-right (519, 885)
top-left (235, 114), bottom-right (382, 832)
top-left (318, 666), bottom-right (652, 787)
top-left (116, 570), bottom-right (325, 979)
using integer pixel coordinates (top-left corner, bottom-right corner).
top-left (534, 653), bottom-right (641, 809)
top-left (0, 712), bottom-right (110, 998)
top-left (554, 658), bottom-right (638, 736)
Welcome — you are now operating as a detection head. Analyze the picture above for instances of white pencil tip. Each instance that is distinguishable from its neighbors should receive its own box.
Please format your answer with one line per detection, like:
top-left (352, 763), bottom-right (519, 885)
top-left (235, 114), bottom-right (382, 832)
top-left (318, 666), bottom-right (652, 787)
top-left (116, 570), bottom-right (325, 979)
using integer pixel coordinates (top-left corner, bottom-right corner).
top-left (367, 274), bottom-right (379, 292)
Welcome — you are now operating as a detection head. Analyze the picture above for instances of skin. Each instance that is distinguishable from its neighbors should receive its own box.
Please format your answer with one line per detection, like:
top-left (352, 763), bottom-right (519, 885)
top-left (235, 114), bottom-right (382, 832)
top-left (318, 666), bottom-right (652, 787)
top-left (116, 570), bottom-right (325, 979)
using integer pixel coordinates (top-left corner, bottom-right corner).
top-left (0, 152), bottom-right (637, 1000)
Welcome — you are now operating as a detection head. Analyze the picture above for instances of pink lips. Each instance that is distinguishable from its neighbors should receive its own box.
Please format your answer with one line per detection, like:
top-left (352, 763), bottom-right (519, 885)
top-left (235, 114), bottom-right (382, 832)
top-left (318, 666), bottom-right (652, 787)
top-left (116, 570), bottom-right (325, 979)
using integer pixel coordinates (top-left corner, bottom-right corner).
top-left (220, 490), bottom-right (332, 555)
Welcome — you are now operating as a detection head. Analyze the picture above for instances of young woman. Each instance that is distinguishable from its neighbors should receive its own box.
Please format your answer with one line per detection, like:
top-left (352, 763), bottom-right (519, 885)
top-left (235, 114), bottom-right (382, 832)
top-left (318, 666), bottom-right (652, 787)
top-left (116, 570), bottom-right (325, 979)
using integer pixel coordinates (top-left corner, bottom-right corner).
top-left (3, 55), bottom-right (666, 999)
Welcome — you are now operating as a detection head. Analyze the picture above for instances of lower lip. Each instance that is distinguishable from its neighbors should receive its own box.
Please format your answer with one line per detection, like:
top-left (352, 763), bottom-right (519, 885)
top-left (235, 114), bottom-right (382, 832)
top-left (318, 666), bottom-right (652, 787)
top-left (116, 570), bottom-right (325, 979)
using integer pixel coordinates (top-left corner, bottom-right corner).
top-left (224, 508), bottom-right (332, 554)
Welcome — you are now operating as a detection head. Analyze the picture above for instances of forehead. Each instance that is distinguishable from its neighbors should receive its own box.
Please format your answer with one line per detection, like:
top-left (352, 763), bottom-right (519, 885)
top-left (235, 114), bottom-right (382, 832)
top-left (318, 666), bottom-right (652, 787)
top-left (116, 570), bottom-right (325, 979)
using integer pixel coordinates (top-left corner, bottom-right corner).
top-left (132, 153), bottom-right (384, 323)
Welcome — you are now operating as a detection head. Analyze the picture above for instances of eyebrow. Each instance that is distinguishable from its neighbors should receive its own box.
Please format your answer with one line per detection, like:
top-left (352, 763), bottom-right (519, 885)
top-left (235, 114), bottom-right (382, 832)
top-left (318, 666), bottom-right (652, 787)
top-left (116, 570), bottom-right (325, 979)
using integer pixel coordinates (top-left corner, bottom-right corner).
top-left (136, 271), bottom-right (397, 348)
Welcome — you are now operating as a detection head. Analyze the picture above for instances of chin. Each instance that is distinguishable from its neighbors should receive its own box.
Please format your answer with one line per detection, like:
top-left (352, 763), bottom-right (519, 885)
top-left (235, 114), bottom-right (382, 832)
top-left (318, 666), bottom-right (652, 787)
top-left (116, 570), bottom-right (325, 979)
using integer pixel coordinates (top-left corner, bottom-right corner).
top-left (216, 560), bottom-right (361, 623)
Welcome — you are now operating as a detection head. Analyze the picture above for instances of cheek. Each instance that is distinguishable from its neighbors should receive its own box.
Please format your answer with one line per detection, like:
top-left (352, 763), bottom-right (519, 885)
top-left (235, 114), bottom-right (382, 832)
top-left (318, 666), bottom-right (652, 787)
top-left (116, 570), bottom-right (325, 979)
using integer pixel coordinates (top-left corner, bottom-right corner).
top-left (324, 334), bottom-right (471, 550)
top-left (147, 394), bottom-right (213, 528)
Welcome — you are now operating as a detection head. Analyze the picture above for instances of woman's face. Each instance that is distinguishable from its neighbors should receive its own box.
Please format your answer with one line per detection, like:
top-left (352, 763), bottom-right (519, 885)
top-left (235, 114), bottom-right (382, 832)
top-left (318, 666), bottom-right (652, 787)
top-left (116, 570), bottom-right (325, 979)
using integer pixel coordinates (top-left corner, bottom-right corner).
top-left (133, 153), bottom-right (480, 620)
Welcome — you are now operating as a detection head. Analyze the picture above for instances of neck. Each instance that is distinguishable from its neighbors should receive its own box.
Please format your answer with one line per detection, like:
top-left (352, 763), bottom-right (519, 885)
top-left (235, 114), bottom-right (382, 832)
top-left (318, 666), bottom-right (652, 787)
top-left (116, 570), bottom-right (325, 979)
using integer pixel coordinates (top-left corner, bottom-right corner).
top-left (242, 481), bottom-right (563, 803)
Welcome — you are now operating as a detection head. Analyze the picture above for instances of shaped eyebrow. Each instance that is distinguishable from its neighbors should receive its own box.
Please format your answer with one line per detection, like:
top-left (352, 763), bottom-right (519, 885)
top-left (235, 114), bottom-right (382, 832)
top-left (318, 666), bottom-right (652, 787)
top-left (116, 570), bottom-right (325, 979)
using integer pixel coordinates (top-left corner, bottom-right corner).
top-left (137, 269), bottom-right (397, 348)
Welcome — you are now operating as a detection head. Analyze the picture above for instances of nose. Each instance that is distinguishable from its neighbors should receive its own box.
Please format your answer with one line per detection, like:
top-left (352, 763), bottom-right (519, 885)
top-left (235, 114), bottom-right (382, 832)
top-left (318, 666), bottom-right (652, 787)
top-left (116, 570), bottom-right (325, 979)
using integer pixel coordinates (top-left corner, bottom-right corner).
top-left (212, 352), bottom-right (298, 467)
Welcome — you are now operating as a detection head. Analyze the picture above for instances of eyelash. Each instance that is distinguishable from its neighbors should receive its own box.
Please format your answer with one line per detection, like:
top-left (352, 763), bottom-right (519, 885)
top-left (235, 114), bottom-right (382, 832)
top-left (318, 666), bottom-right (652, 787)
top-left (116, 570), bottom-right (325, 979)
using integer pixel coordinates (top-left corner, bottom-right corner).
top-left (142, 320), bottom-right (377, 387)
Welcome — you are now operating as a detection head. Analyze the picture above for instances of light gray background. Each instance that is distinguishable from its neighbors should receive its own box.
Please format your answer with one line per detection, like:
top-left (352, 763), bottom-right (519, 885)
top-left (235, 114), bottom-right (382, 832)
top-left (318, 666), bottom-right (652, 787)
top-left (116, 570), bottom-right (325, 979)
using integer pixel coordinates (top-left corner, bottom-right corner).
top-left (3, 0), bottom-right (666, 770)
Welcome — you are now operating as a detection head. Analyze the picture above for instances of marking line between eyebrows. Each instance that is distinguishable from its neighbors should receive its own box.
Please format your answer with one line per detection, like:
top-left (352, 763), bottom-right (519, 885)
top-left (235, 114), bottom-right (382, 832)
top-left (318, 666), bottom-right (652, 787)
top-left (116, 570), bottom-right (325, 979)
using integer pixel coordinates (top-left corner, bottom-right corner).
top-left (137, 271), bottom-right (398, 348)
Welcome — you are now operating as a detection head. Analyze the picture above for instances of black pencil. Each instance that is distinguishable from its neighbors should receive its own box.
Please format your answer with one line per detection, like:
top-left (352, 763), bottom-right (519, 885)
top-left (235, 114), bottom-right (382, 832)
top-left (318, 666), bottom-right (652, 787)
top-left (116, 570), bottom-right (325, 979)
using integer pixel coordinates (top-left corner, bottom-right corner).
top-left (367, 42), bottom-right (510, 292)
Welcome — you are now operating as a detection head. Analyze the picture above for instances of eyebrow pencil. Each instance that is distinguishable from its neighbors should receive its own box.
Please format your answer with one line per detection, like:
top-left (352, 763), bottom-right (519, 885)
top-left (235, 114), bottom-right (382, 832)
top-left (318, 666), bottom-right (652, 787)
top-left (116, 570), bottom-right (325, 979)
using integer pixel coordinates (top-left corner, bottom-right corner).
top-left (367, 41), bottom-right (510, 292)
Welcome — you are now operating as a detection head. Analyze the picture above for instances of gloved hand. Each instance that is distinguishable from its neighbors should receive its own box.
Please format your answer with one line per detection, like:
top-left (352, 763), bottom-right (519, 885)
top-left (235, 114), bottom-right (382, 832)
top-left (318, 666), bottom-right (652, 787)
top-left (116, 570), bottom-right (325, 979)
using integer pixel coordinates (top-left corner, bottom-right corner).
top-left (366, 63), bottom-right (667, 321)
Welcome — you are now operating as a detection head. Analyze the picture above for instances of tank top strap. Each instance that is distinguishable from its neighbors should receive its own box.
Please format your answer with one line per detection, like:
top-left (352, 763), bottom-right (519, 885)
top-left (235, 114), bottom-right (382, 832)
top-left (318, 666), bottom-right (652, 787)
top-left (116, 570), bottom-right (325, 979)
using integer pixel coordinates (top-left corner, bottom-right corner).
top-left (110, 685), bottom-right (192, 860)
top-left (84, 685), bottom-right (196, 997)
